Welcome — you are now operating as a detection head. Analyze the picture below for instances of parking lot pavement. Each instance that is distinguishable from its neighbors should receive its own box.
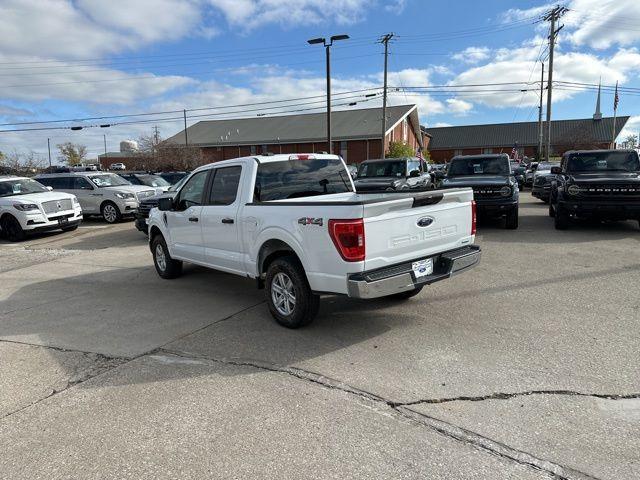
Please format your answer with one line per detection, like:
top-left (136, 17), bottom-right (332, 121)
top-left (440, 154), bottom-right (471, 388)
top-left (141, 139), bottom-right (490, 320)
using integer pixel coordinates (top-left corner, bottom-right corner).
top-left (1, 194), bottom-right (639, 479)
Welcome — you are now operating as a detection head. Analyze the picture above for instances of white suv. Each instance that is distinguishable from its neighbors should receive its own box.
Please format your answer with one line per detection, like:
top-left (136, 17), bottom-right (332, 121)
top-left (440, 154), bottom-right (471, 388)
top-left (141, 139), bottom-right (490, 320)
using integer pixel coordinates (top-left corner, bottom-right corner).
top-left (35, 172), bottom-right (155, 223)
top-left (0, 175), bottom-right (82, 241)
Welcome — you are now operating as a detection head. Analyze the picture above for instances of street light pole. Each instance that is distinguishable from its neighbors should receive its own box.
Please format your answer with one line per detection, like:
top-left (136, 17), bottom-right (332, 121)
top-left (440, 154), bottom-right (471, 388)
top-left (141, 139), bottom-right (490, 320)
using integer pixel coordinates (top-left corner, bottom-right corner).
top-left (308, 34), bottom-right (349, 154)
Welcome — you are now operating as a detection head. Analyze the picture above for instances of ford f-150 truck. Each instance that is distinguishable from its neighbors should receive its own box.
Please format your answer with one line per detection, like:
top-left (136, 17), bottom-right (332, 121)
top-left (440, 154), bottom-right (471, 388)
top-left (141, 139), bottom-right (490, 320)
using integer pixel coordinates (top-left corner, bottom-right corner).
top-left (147, 154), bottom-right (481, 328)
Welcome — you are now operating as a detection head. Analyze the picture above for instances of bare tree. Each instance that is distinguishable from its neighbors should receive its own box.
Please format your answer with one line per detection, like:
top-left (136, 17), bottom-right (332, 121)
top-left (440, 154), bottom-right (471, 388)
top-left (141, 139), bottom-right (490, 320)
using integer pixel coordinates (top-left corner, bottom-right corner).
top-left (1, 150), bottom-right (46, 174)
top-left (56, 142), bottom-right (88, 165)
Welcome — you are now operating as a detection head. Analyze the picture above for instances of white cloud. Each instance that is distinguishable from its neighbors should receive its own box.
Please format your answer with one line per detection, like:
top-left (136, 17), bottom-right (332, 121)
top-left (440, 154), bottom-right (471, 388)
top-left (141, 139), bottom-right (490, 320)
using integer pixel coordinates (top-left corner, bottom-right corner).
top-left (384, 0), bottom-right (407, 15)
top-left (618, 115), bottom-right (640, 142)
top-left (452, 47), bottom-right (491, 64)
top-left (446, 98), bottom-right (473, 115)
top-left (207, 0), bottom-right (370, 29)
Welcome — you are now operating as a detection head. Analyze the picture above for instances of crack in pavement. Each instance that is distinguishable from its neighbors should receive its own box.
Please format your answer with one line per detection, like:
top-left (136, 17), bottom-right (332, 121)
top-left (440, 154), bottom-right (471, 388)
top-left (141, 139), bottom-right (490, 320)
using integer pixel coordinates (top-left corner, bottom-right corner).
top-left (156, 348), bottom-right (599, 480)
top-left (396, 390), bottom-right (640, 406)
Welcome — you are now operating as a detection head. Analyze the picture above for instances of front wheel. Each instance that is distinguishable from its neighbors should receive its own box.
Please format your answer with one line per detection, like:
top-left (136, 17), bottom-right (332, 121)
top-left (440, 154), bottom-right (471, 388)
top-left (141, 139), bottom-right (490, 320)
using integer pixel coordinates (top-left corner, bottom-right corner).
top-left (554, 206), bottom-right (569, 230)
top-left (101, 201), bottom-right (121, 224)
top-left (151, 235), bottom-right (182, 279)
top-left (548, 203), bottom-right (556, 218)
top-left (265, 256), bottom-right (319, 328)
top-left (505, 207), bottom-right (519, 229)
top-left (0, 215), bottom-right (26, 241)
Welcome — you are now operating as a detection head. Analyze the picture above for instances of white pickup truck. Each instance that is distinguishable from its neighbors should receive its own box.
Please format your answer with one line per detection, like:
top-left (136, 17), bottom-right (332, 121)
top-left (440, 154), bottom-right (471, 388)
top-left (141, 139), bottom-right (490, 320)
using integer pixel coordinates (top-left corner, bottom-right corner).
top-left (148, 154), bottom-right (480, 328)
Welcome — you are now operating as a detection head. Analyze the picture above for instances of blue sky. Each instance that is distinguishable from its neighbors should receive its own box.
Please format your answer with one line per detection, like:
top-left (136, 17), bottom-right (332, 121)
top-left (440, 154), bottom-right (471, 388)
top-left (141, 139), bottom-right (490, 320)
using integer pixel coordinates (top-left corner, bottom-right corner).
top-left (0, 0), bottom-right (639, 161)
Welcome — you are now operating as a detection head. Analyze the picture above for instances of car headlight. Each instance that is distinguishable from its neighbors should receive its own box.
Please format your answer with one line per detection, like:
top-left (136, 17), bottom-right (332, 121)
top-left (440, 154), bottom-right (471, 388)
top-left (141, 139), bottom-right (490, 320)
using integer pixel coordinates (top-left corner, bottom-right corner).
top-left (13, 203), bottom-right (39, 212)
top-left (567, 184), bottom-right (581, 196)
top-left (115, 192), bottom-right (135, 199)
top-left (72, 197), bottom-right (80, 205)
top-left (500, 186), bottom-right (512, 197)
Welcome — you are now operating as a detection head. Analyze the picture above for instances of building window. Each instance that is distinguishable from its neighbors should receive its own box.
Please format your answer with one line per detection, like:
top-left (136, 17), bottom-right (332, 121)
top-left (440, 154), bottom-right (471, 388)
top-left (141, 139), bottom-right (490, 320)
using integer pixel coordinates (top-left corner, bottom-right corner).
top-left (261, 144), bottom-right (268, 154)
top-left (250, 145), bottom-right (256, 155)
top-left (482, 148), bottom-right (493, 154)
top-left (454, 149), bottom-right (463, 157)
top-left (402, 119), bottom-right (408, 142)
top-left (340, 141), bottom-right (348, 162)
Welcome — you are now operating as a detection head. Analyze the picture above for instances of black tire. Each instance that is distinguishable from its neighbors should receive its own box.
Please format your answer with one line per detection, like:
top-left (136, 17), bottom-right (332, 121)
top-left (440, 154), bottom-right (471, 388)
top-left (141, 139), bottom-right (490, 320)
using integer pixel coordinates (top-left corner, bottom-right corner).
top-left (0, 215), bottom-right (26, 242)
top-left (505, 207), bottom-right (519, 229)
top-left (61, 224), bottom-right (79, 232)
top-left (554, 206), bottom-right (569, 230)
top-left (548, 203), bottom-right (555, 218)
top-left (101, 201), bottom-right (122, 224)
top-left (391, 285), bottom-right (424, 300)
top-left (151, 235), bottom-right (182, 279)
top-left (265, 255), bottom-right (319, 328)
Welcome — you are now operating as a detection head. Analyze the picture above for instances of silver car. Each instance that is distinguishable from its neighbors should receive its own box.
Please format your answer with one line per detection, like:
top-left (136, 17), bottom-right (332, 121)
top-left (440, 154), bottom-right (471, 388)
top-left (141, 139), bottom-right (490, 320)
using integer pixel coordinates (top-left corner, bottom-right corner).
top-left (35, 172), bottom-right (155, 223)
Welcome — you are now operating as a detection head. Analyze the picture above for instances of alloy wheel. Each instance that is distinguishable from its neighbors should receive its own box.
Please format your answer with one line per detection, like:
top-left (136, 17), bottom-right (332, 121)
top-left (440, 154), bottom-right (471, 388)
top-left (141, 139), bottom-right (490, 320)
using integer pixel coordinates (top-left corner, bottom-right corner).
top-left (155, 243), bottom-right (167, 272)
top-left (271, 272), bottom-right (296, 316)
top-left (103, 204), bottom-right (118, 223)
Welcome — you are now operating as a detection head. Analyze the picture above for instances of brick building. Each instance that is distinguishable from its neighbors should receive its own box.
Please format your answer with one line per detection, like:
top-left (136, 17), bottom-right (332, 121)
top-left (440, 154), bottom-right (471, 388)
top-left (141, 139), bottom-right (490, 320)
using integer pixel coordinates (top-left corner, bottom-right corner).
top-left (423, 115), bottom-right (630, 163)
top-left (165, 104), bottom-right (424, 165)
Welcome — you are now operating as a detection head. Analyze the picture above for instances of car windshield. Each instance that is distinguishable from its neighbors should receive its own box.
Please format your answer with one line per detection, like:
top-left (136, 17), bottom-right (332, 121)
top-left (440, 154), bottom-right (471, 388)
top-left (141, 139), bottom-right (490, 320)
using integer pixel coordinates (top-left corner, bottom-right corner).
top-left (168, 175), bottom-right (189, 192)
top-left (137, 175), bottom-right (170, 187)
top-left (357, 161), bottom-right (406, 178)
top-left (255, 158), bottom-right (353, 201)
top-left (536, 162), bottom-right (558, 171)
top-left (89, 174), bottom-right (131, 187)
top-left (0, 178), bottom-right (48, 197)
top-left (566, 151), bottom-right (640, 173)
top-left (447, 157), bottom-right (510, 176)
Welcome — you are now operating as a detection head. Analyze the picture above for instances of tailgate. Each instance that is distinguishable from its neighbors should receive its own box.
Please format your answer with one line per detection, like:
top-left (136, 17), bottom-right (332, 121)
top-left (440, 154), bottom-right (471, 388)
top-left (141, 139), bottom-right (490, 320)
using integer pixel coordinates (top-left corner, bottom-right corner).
top-left (363, 188), bottom-right (474, 271)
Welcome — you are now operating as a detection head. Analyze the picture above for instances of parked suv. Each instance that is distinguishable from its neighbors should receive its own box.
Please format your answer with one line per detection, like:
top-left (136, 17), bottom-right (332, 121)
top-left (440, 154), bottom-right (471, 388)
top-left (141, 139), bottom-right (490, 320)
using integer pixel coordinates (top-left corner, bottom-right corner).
top-left (440, 154), bottom-right (519, 229)
top-left (118, 172), bottom-right (171, 194)
top-left (353, 157), bottom-right (432, 192)
top-left (135, 175), bottom-right (190, 234)
top-left (35, 172), bottom-right (156, 223)
top-left (549, 149), bottom-right (640, 230)
top-left (531, 162), bottom-right (560, 203)
top-left (0, 176), bottom-right (82, 241)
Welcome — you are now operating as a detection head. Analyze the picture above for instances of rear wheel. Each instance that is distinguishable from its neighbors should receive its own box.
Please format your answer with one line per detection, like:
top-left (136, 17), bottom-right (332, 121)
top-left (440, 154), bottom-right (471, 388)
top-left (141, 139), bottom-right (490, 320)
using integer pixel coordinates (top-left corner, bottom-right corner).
top-left (265, 256), bottom-right (319, 328)
top-left (0, 215), bottom-right (26, 242)
top-left (391, 285), bottom-right (424, 300)
top-left (554, 206), bottom-right (569, 230)
top-left (505, 207), bottom-right (519, 229)
top-left (151, 235), bottom-right (182, 279)
top-left (101, 201), bottom-right (121, 224)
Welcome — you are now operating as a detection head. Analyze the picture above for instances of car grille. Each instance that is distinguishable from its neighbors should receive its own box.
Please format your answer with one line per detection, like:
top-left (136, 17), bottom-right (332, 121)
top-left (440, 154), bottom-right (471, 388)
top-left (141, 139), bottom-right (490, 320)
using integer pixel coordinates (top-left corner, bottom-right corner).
top-left (534, 176), bottom-right (549, 185)
top-left (136, 200), bottom-right (159, 219)
top-left (472, 186), bottom-right (505, 198)
top-left (136, 190), bottom-right (155, 200)
top-left (578, 184), bottom-right (640, 197)
top-left (42, 199), bottom-right (73, 215)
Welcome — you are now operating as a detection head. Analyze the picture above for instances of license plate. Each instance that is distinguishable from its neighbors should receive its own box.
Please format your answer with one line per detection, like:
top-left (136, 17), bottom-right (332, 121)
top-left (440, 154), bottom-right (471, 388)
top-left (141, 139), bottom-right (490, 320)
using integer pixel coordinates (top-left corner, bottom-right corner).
top-left (412, 258), bottom-right (433, 278)
top-left (58, 217), bottom-right (69, 225)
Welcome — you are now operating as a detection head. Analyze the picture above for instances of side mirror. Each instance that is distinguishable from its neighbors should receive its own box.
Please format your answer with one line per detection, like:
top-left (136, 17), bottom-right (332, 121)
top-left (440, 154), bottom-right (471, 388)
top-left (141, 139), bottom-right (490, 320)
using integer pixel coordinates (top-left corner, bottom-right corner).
top-left (409, 170), bottom-right (420, 178)
top-left (46, 186), bottom-right (53, 191)
top-left (550, 166), bottom-right (562, 174)
top-left (158, 197), bottom-right (174, 211)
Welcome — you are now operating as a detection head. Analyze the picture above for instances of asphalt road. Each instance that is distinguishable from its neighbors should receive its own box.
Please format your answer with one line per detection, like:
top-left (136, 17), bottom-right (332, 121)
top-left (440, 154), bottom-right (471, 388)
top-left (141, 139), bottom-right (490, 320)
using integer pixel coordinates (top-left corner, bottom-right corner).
top-left (1, 193), bottom-right (638, 479)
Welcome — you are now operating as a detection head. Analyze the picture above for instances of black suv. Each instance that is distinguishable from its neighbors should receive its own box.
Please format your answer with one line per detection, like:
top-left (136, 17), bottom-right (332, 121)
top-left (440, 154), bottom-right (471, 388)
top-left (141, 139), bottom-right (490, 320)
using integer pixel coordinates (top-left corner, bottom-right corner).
top-left (549, 149), bottom-right (640, 230)
top-left (353, 157), bottom-right (432, 192)
top-left (440, 154), bottom-right (519, 229)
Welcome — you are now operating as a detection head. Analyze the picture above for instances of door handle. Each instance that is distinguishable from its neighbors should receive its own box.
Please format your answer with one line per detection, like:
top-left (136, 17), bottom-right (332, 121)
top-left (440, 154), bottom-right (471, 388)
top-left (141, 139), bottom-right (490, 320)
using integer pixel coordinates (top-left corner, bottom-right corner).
top-left (188, 217), bottom-right (199, 222)
top-left (221, 218), bottom-right (234, 224)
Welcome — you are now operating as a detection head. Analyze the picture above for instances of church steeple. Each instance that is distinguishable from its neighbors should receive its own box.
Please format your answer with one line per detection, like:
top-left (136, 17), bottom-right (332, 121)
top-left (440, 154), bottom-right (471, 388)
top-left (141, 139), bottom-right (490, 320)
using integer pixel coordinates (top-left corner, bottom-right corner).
top-left (593, 78), bottom-right (602, 120)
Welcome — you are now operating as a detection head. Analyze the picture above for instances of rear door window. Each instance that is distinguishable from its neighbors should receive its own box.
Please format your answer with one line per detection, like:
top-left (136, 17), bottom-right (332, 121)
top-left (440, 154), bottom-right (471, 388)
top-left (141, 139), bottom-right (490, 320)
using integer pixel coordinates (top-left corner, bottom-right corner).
top-left (40, 177), bottom-right (72, 189)
top-left (72, 177), bottom-right (93, 190)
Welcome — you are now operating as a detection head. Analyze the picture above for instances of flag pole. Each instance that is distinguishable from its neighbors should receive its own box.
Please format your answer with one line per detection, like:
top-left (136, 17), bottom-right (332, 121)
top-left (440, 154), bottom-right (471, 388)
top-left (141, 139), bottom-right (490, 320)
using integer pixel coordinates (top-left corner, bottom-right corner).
top-left (611, 81), bottom-right (619, 149)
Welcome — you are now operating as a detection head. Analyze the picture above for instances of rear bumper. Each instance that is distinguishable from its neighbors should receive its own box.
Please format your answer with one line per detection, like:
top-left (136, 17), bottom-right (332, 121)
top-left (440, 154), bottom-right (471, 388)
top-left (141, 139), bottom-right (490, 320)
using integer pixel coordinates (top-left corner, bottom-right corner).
top-left (347, 245), bottom-right (481, 299)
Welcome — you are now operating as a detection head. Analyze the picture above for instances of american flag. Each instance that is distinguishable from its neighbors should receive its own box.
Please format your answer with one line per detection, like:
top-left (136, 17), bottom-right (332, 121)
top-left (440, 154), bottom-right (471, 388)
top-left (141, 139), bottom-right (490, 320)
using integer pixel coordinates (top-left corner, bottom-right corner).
top-left (614, 81), bottom-right (619, 111)
top-left (416, 146), bottom-right (423, 160)
top-left (511, 144), bottom-right (519, 161)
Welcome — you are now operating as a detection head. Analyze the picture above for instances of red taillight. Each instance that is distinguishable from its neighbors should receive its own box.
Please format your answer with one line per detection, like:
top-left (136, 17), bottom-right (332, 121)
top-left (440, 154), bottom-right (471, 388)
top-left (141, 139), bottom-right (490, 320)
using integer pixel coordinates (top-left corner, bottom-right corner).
top-left (328, 219), bottom-right (365, 262)
top-left (289, 154), bottom-right (315, 160)
top-left (471, 200), bottom-right (477, 235)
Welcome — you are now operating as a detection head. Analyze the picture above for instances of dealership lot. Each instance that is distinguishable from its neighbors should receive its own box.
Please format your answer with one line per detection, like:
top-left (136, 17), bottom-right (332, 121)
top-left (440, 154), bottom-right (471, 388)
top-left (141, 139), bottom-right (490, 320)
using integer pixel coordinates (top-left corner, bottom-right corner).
top-left (1, 193), bottom-right (639, 479)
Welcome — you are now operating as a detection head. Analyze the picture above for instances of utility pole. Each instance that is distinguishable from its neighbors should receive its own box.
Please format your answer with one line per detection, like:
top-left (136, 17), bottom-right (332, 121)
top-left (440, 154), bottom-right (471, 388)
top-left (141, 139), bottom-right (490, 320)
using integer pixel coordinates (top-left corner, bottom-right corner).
top-left (47, 138), bottom-right (52, 168)
top-left (103, 134), bottom-right (107, 154)
top-left (183, 109), bottom-right (188, 145)
top-left (543, 5), bottom-right (568, 162)
top-left (153, 125), bottom-right (160, 165)
top-left (537, 62), bottom-right (544, 161)
top-left (380, 33), bottom-right (394, 158)
top-left (308, 34), bottom-right (350, 154)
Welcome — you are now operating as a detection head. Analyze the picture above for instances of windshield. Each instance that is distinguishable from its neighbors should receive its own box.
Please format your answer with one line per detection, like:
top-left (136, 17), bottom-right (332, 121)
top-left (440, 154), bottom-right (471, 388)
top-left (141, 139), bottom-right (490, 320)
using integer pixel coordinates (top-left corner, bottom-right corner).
top-left (447, 157), bottom-right (510, 176)
top-left (255, 159), bottom-right (353, 201)
top-left (566, 151), bottom-right (640, 173)
top-left (0, 178), bottom-right (48, 197)
top-left (89, 174), bottom-right (131, 187)
top-left (168, 175), bottom-right (189, 192)
top-left (357, 161), bottom-right (406, 178)
top-left (137, 175), bottom-right (170, 187)
top-left (536, 162), bottom-right (559, 172)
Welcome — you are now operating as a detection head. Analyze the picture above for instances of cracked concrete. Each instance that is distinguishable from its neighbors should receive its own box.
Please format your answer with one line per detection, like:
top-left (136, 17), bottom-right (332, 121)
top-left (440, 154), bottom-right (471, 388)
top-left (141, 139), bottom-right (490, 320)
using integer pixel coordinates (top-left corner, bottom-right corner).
top-left (1, 196), bottom-right (639, 479)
